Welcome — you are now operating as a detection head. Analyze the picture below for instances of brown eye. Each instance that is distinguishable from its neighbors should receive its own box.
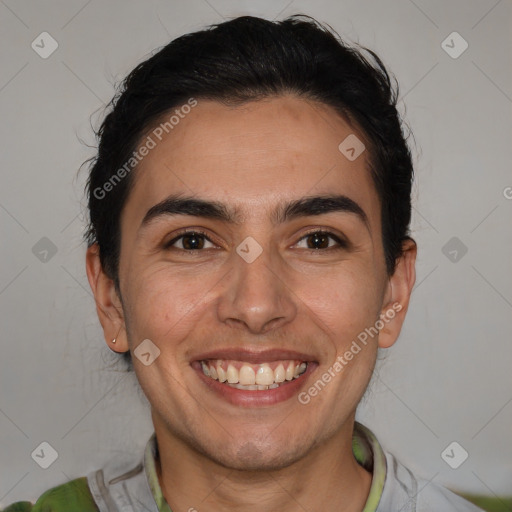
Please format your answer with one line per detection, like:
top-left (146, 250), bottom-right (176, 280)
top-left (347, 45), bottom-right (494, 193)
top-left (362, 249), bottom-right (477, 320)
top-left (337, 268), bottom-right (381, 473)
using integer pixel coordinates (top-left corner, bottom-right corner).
top-left (166, 231), bottom-right (215, 250)
top-left (306, 232), bottom-right (329, 249)
top-left (296, 231), bottom-right (347, 251)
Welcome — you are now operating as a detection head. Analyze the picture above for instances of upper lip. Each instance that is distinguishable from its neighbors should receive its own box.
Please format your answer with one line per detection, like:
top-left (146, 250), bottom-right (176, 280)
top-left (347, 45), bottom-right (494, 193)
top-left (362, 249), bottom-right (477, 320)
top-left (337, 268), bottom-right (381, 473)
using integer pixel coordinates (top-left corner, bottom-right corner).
top-left (192, 348), bottom-right (318, 364)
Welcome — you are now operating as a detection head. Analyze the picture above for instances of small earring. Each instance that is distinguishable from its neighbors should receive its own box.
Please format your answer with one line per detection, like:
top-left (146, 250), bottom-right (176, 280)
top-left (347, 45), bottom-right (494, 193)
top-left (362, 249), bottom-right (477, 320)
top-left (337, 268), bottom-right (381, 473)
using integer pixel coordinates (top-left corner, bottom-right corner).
top-left (112, 325), bottom-right (122, 344)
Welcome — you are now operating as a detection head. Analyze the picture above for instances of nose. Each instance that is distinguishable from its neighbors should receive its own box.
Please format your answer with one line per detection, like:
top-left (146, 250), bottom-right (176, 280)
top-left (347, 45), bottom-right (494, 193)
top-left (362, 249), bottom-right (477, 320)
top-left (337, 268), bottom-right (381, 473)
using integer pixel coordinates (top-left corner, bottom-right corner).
top-left (216, 242), bottom-right (297, 334)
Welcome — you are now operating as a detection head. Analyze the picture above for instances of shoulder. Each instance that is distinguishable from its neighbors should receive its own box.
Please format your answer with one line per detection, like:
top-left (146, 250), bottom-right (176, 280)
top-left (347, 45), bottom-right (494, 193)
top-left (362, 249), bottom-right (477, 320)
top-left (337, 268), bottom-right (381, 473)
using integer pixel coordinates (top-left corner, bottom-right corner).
top-left (2, 434), bottom-right (158, 512)
top-left (378, 451), bottom-right (485, 512)
top-left (1, 477), bottom-right (99, 512)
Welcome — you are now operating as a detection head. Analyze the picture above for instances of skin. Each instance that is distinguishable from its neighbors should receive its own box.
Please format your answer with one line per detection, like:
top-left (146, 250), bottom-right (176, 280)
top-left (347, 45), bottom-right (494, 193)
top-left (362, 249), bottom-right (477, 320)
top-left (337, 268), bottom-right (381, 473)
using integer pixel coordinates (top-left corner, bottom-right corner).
top-left (86, 95), bottom-right (416, 512)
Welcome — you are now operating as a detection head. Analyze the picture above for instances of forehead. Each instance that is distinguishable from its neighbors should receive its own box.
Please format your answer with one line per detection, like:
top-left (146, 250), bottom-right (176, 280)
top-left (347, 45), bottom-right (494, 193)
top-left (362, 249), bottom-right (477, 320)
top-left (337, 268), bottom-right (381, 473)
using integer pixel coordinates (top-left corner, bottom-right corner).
top-left (123, 95), bottom-right (379, 227)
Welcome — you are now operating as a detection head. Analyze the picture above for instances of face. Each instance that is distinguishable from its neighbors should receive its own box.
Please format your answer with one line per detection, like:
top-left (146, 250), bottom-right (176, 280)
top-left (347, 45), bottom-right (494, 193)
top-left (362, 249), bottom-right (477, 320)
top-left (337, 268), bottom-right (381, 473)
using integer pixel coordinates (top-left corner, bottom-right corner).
top-left (87, 95), bottom-right (415, 471)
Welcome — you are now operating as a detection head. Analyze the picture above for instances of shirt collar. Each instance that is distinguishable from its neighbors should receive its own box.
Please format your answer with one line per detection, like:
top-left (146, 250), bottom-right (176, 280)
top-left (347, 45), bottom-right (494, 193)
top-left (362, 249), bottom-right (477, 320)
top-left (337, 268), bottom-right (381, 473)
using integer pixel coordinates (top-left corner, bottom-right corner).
top-left (353, 422), bottom-right (387, 511)
top-left (143, 434), bottom-right (172, 512)
top-left (144, 421), bottom-right (386, 512)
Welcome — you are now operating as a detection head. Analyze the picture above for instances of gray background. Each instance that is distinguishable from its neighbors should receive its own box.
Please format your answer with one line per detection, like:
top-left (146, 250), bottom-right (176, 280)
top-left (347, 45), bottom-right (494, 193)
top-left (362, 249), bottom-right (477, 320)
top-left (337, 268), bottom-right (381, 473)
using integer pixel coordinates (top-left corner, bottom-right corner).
top-left (1, 0), bottom-right (511, 505)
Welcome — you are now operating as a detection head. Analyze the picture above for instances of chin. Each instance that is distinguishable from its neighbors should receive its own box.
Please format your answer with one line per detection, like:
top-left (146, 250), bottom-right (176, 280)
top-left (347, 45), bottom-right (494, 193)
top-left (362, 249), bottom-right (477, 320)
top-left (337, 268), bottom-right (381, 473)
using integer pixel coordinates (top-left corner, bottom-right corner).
top-left (202, 438), bottom-right (311, 472)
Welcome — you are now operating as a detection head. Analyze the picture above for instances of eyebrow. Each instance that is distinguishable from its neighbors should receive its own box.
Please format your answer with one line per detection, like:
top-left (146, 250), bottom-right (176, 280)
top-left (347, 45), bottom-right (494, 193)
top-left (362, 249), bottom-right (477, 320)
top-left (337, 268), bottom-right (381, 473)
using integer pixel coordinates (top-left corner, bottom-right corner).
top-left (140, 193), bottom-right (369, 231)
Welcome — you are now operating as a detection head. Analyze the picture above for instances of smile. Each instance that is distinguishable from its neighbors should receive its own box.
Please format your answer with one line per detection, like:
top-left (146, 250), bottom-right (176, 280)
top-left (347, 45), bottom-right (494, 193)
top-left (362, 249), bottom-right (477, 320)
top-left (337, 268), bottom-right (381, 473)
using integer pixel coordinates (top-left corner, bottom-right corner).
top-left (201, 360), bottom-right (308, 390)
top-left (191, 349), bottom-right (318, 406)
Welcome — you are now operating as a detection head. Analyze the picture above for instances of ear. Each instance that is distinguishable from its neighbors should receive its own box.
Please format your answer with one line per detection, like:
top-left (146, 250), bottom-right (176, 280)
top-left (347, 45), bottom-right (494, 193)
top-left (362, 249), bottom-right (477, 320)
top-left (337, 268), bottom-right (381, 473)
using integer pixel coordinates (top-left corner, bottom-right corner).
top-left (378, 238), bottom-right (417, 349)
top-left (85, 243), bottom-right (129, 353)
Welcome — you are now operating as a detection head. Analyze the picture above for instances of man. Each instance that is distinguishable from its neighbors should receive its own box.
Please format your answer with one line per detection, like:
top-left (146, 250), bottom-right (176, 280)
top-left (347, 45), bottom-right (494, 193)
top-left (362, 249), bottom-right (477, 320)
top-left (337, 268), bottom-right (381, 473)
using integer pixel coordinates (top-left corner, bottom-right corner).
top-left (3, 14), bottom-right (483, 512)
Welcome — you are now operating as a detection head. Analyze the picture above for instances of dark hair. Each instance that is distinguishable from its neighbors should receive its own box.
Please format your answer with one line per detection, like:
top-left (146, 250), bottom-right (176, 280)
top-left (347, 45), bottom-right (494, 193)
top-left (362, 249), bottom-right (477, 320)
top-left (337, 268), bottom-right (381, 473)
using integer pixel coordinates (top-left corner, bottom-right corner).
top-left (84, 14), bottom-right (414, 367)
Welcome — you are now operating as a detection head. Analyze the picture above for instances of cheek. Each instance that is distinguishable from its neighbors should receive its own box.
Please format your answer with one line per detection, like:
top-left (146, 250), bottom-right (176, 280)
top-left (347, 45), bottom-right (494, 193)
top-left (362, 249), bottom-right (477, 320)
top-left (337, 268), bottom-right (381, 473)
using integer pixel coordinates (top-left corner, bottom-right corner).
top-left (122, 264), bottom-right (203, 345)
top-left (297, 265), bottom-right (382, 345)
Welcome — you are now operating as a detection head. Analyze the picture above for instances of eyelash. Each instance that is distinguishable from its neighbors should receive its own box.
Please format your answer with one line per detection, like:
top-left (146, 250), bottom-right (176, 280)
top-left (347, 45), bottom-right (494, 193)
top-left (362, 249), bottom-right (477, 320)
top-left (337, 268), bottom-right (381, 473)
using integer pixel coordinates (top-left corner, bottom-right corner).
top-left (164, 229), bottom-right (348, 252)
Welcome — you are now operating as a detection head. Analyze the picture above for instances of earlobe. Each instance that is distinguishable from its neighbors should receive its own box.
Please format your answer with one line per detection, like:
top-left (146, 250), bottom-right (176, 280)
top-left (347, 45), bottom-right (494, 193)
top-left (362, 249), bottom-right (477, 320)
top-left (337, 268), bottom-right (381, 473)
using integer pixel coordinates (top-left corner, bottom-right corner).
top-left (85, 244), bottom-right (129, 352)
top-left (378, 238), bottom-right (417, 349)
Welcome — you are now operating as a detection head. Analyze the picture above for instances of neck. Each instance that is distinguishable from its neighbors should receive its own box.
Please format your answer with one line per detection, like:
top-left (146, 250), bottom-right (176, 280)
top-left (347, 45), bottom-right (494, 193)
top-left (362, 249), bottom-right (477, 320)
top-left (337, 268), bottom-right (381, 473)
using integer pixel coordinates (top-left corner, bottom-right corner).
top-left (154, 418), bottom-right (372, 512)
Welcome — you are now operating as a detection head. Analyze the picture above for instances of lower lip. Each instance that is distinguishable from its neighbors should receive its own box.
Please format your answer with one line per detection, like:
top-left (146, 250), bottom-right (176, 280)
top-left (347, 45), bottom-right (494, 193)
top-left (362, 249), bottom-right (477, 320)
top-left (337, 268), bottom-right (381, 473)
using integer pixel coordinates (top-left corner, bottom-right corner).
top-left (191, 361), bottom-right (318, 407)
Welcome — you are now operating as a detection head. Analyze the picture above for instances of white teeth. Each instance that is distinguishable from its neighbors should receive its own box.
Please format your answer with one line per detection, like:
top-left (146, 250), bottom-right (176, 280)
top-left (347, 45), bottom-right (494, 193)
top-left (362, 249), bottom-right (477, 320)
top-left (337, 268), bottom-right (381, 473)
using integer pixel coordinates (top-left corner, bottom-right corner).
top-left (255, 365), bottom-right (274, 385)
top-left (226, 364), bottom-right (238, 384)
top-left (202, 360), bottom-right (309, 388)
top-left (285, 362), bottom-right (295, 381)
top-left (228, 383), bottom-right (259, 390)
top-left (274, 364), bottom-right (285, 383)
top-left (201, 362), bottom-right (210, 377)
top-left (227, 383), bottom-right (274, 390)
top-left (216, 364), bottom-right (227, 382)
top-left (239, 365), bottom-right (256, 385)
